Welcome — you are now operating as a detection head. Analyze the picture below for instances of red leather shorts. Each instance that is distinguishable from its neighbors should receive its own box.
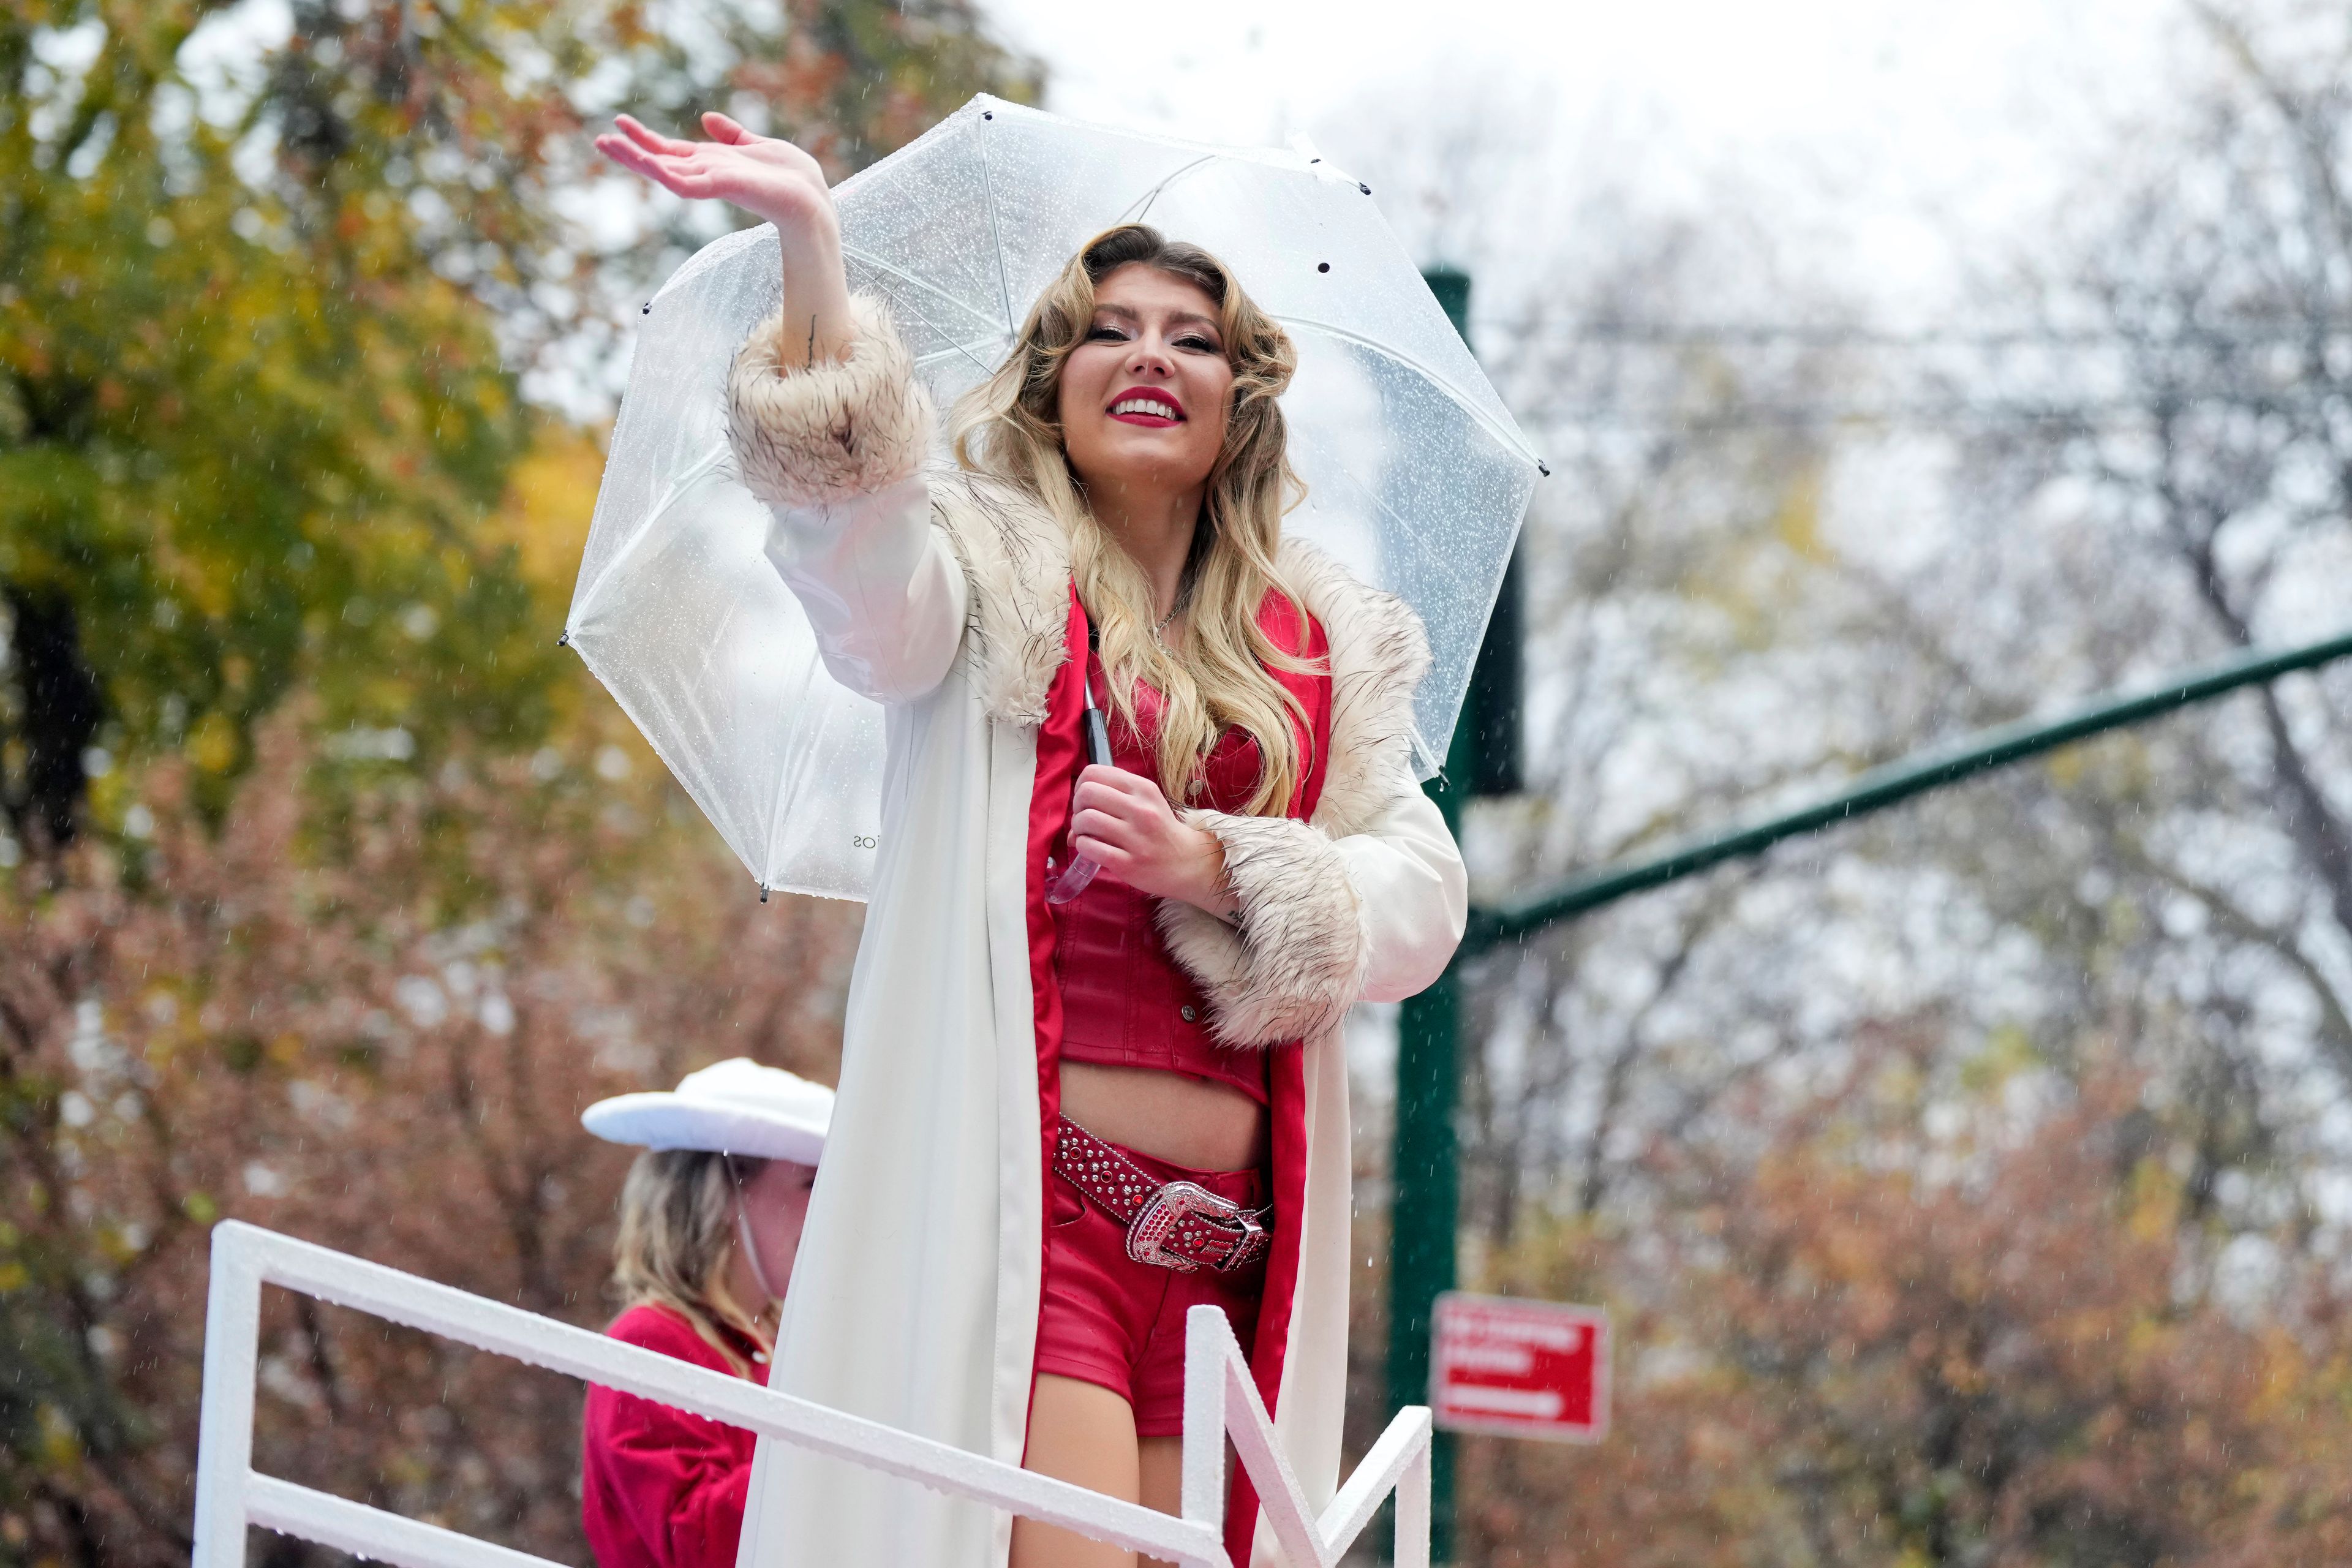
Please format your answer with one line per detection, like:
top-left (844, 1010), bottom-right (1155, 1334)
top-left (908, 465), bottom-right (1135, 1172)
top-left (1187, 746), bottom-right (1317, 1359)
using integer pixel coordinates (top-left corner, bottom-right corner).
top-left (1033, 1140), bottom-right (1267, 1437)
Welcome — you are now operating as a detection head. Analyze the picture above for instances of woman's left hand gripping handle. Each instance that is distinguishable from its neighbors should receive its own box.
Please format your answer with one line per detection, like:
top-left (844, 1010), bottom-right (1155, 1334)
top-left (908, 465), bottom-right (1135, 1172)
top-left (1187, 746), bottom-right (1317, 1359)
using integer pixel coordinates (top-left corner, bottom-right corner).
top-left (1068, 766), bottom-right (1237, 921)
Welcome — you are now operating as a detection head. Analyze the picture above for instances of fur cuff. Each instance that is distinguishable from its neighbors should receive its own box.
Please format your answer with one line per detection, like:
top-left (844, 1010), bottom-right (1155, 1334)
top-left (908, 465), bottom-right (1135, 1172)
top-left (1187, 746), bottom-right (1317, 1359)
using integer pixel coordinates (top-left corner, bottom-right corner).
top-left (1156, 811), bottom-right (1369, 1047)
top-left (728, 293), bottom-right (933, 510)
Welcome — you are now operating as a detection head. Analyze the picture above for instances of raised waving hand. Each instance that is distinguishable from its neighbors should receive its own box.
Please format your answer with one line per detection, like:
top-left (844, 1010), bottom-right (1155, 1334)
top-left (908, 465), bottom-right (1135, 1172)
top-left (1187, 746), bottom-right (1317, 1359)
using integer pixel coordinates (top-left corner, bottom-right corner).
top-left (595, 111), bottom-right (854, 368)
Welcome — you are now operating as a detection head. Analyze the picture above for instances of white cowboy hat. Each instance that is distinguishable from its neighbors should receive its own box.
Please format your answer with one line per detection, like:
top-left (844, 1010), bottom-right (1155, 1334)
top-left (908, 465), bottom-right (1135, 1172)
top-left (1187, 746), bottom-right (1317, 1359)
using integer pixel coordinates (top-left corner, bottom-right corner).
top-left (582, 1058), bottom-right (833, 1165)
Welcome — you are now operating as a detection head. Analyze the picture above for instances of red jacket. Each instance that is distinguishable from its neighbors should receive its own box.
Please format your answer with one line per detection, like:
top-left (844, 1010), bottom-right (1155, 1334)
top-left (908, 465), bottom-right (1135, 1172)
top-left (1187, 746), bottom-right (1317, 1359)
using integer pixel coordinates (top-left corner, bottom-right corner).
top-left (581, 1305), bottom-right (763, 1568)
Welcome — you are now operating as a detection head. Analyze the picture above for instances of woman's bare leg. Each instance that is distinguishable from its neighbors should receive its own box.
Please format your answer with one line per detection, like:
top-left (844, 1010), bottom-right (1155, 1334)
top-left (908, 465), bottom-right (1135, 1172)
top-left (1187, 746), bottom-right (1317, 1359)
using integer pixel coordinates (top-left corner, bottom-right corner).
top-left (1136, 1437), bottom-right (1186, 1568)
top-left (1016, 1374), bottom-right (1142, 1568)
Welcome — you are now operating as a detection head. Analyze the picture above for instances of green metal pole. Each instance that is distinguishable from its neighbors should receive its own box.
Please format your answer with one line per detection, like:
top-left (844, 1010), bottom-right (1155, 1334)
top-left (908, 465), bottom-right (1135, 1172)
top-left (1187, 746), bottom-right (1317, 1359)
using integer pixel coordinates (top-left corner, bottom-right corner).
top-left (1387, 267), bottom-right (1476, 1564)
top-left (1466, 624), bottom-right (2352, 953)
top-left (1389, 732), bottom-right (1467, 1563)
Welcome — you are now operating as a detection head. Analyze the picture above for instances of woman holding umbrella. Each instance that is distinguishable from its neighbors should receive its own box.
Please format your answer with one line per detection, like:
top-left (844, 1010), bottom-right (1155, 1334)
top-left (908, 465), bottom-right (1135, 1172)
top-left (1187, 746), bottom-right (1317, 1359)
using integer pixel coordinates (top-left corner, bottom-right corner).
top-left (597, 114), bottom-right (1466, 1568)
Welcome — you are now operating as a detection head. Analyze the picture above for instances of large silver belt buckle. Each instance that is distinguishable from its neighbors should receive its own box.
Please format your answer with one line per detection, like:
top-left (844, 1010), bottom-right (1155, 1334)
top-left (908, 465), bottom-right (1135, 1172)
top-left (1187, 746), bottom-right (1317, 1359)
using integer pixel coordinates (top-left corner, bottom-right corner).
top-left (1126, 1181), bottom-right (1262, 1273)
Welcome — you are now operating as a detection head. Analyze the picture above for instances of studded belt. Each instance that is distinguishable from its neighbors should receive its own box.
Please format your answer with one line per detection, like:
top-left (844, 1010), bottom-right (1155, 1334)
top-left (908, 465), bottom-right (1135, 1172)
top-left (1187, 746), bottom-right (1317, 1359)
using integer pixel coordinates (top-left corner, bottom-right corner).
top-left (1051, 1117), bottom-right (1272, 1274)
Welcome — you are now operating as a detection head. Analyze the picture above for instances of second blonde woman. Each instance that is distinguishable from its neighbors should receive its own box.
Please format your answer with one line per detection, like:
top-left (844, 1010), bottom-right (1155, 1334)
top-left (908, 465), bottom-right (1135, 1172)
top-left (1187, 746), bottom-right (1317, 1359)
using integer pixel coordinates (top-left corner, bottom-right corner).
top-left (577, 1060), bottom-right (833, 1568)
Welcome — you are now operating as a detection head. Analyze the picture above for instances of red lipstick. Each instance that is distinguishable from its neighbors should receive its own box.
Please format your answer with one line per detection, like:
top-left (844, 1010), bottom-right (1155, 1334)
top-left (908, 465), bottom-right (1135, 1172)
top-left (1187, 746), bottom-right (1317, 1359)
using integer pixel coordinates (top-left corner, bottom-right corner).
top-left (1106, 385), bottom-right (1185, 427)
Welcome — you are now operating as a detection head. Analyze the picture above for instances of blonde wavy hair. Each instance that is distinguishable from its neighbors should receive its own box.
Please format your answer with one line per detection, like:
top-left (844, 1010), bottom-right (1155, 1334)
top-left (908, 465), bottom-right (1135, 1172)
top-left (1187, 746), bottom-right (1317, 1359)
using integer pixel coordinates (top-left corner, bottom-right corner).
top-left (609, 1150), bottom-right (769, 1376)
top-left (949, 224), bottom-right (1316, 816)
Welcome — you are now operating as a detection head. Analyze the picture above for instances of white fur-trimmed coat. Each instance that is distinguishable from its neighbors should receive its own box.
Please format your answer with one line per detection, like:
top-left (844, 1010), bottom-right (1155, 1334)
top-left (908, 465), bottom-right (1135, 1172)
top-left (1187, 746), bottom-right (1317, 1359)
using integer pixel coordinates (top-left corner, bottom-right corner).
top-left (728, 297), bottom-right (1467, 1568)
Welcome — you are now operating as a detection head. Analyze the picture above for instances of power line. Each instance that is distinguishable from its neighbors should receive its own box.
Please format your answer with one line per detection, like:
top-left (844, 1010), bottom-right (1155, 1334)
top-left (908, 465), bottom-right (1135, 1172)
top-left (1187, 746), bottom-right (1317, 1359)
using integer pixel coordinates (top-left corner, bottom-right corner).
top-left (1472, 318), bottom-right (2352, 349)
top-left (1518, 404), bottom-right (2089, 431)
top-left (1516, 385), bottom-right (2352, 431)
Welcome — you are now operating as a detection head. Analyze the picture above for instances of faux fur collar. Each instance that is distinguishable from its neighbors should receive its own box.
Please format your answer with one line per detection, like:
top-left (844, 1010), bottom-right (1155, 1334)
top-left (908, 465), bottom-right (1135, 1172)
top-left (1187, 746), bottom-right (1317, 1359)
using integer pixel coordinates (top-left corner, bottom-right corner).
top-left (927, 472), bottom-right (1073, 728)
top-left (927, 472), bottom-right (1430, 835)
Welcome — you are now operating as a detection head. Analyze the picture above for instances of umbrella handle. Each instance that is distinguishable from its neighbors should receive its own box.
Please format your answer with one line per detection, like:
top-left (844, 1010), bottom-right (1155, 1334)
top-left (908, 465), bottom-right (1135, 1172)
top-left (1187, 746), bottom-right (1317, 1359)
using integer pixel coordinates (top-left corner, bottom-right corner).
top-left (1050, 671), bottom-right (1118, 905)
top-left (1049, 629), bottom-right (1118, 907)
top-left (1046, 854), bottom-right (1102, 905)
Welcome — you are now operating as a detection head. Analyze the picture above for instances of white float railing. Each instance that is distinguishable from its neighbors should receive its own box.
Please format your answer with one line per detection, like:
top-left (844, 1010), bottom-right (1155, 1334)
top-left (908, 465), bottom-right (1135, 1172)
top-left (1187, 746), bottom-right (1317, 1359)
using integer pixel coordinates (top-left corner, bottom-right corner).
top-left (194, 1221), bottom-right (1431, 1568)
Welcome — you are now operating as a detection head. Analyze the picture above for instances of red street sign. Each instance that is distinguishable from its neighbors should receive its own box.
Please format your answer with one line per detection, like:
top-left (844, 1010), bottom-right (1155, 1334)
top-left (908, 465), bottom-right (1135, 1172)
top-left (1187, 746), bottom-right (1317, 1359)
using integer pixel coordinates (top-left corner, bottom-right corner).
top-left (1429, 1291), bottom-right (1610, 1443)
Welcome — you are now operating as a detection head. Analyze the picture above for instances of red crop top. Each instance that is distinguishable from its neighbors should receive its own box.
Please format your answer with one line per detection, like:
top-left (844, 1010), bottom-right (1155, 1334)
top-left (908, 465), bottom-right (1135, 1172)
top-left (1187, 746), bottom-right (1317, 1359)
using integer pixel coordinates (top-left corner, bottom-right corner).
top-left (1052, 591), bottom-right (1333, 1105)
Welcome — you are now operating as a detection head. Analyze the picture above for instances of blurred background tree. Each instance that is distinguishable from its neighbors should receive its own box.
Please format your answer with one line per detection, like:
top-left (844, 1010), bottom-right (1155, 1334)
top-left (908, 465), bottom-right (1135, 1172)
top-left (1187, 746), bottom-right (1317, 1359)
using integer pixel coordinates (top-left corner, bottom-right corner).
top-left (1, 721), bottom-right (863, 1567)
top-left (0, 0), bottom-right (1035, 850)
top-left (1442, 1043), bottom-right (2352, 1568)
top-left (1324, 3), bottom-right (2352, 1560)
top-left (0, 1), bottom-right (1032, 1564)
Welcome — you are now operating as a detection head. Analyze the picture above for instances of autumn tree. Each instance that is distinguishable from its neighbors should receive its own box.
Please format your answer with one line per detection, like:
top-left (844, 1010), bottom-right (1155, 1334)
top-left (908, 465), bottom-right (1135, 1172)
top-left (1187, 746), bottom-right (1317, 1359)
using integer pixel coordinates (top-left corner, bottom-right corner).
top-left (1361, 0), bottom-right (2352, 1297)
top-left (1446, 1041), bottom-right (2352, 1567)
top-left (0, 0), bottom-right (1036, 848)
top-left (0, 718), bottom-right (861, 1567)
top-left (1316, 6), bottom-right (2352, 1560)
top-left (0, 2), bottom-right (1033, 1563)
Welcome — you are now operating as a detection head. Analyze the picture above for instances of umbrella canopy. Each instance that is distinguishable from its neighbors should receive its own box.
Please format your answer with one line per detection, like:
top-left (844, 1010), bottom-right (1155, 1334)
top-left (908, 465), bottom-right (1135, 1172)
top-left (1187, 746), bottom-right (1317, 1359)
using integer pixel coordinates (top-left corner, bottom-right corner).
top-left (566, 94), bottom-right (1543, 902)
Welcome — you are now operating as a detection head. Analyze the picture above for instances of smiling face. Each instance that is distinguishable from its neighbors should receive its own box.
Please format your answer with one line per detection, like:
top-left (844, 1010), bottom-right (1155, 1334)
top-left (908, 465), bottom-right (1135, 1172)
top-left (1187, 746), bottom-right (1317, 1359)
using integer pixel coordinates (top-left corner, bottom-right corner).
top-left (1055, 263), bottom-right (1237, 505)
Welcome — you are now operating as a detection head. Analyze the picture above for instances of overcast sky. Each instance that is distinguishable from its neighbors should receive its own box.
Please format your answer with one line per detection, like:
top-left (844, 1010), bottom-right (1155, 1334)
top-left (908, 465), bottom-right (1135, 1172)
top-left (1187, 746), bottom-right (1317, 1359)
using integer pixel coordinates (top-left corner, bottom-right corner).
top-left (982, 0), bottom-right (2188, 319)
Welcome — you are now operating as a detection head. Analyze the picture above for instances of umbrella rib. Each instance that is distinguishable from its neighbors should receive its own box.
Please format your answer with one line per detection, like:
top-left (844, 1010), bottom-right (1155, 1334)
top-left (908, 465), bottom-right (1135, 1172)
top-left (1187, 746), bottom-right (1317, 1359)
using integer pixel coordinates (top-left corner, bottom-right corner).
top-left (1118, 154), bottom-right (1222, 225)
top-left (756, 643), bottom-right (836, 884)
top-left (914, 336), bottom-right (1012, 375)
top-left (841, 244), bottom-right (1008, 337)
top-left (1290, 417), bottom-right (1430, 551)
top-left (1273, 312), bottom-right (1544, 466)
top-left (1284, 416), bottom-right (1468, 772)
top-left (973, 114), bottom-right (1017, 336)
top-left (568, 442), bottom-right (734, 632)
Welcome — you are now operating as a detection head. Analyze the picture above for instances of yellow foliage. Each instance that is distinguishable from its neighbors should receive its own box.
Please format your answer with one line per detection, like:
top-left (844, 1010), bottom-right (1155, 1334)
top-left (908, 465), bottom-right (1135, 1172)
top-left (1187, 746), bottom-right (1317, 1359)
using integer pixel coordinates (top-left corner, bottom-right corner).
top-left (35, 1404), bottom-right (80, 1468)
top-left (495, 423), bottom-right (609, 600)
top-left (1675, 455), bottom-right (1838, 649)
top-left (1959, 1022), bottom-right (2042, 1092)
top-left (1771, 464), bottom-right (1831, 564)
top-left (186, 712), bottom-right (239, 774)
top-left (2125, 1156), bottom-right (2184, 1240)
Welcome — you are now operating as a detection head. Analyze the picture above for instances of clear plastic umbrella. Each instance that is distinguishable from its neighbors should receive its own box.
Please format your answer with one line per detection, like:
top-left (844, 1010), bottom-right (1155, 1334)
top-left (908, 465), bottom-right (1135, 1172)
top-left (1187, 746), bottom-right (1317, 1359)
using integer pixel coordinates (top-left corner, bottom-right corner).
top-left (566, 94), bottom-right (1544, 902)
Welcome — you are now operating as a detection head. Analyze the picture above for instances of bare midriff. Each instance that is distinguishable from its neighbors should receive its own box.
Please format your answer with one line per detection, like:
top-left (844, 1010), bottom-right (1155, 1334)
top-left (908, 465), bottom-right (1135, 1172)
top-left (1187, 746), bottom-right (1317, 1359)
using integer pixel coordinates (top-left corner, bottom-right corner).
top-left (1048, 590), bottom-right (1326, 1178)
top-left (1058, 1060), bottom-right (1268, 1173)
